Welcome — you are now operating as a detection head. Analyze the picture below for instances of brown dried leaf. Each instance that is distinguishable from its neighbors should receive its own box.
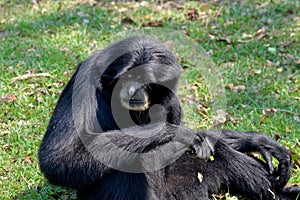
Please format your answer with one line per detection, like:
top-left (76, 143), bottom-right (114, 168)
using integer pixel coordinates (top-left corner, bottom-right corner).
top-left (233, 85), bottom-right (246, 92)
top-left (121, 17), bottom-right (135, 25)
top-left (161, 2), bottom-right (183, 10)
top-left (0, 94), bottom-right (17, 104)
top-left (285, 126), bottom-right (291, 133)
top-left (139, 1), bottom-right (150, 7)
top-left (266, 60), bottom-right (274, 66)
top-left (186, 94), bottom-right (196, 103)
top-left (281, 40), bottom-right (296, 49)
top-left (24, 156), bottom-right (33, 164)
top-left (77, 11), bottom-right (85, 17)
top-left (255, 27), bottom-right (267, 40)
top-left (285, 183), bottom-right (300, 189)
top-left (23, 152), bottom-right (34, 164)
top-left (18, 120), bottom-right (30, 126)
top-left (216, 37), bottom-right (231, 44)
top-left (274, 133), bottom-right (281, 141)
top-left (3, 144), bottom-right (12, 151)
top-left (230, 117), bottom-right (244, 124)
top-left (262, 108), bottom-right (277, 116)
top-left (56, 90), bottom-right (62, 95)
top-left (212, 109), bottom-right (228, 127)
top-left (201, 3), bottom-right (210, 11)
top-left (294, 159), bottom-right (300, 168)
top-left (118, 6), bottom-right (128, 12)
top-left (242, 33), bottom-right (252, 39)
top-left (163, 40), bottom-right (174, 49)
top-left (208, 33), bottom-right (231, 43)
top-left (254, 70), bottom-right (261, 75)
top-left (142, 20), bottom-right (163, 27)
top-left (208, 34), bottom-right (216, 40)
top-left (285, 53), bottom-right (295, 60)
top-left (227, 84), bottom-right (246, 92)
top-left (224, 20), bottom-right (233, 26)
top-left (26, 68), bottom-right (37, 74)
top-left (186, 9), bottom-right (199, 21)
top-left (212, 191), bottom-right (226, 199)
top-left (277, 68), bottom-right (283, 73)
top-left (1, 18), bottom-right (6, 24)
top-left (225, 83), bottom-right (234, 89)
top-left (196, 104), bottom-right (207, 112)
top-left (37, 97), bottom-right (43, 103)
top-left (45, 29), bottom-right (56, 34)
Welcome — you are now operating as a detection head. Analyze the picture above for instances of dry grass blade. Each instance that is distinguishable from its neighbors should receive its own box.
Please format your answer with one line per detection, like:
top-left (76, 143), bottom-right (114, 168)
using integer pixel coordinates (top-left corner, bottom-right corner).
top-left (10, 73), bottom-right (52, 83)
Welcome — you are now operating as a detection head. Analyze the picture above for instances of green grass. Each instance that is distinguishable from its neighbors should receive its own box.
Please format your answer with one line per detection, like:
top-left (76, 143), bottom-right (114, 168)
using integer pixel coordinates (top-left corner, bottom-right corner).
top-left (0, 0), bottom-right (299, 199)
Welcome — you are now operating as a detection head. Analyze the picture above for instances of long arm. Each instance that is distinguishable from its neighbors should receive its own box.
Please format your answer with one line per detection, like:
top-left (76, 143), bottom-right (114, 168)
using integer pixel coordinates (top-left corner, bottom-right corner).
top-left (198, 130), bottom-right (292, 187)
top-left (38, 116), bottom-right (199, 190)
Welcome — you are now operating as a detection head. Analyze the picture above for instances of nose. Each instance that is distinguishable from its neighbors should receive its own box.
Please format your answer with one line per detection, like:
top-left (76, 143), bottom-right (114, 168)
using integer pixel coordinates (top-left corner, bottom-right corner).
top-left (128, 86), bottom-right (135, 96)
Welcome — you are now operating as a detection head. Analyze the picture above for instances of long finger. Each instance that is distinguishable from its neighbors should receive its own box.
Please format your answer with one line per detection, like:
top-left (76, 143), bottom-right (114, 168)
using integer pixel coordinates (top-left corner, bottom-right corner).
top-left (261, 150), bottom-right (274, 174)
top-left (277, 158), bottom-right (292, 187)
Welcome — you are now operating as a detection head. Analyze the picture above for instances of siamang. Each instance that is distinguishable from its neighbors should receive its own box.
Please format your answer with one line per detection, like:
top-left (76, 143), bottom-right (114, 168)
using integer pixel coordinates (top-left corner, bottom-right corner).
top-left (38, 36), bottom-right (300, 200)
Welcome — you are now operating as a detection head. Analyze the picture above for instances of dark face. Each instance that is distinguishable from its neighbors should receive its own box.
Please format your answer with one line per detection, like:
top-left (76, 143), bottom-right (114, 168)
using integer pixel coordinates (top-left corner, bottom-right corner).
top-left (101, 46), bottom-right (182, 113)
top-left (119, 81), bottom-right (149, 111)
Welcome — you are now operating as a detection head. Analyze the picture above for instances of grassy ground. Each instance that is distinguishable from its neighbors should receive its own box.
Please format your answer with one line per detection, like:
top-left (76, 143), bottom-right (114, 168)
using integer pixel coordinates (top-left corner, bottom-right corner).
top-left (0, 0), bottom-right (299, 199)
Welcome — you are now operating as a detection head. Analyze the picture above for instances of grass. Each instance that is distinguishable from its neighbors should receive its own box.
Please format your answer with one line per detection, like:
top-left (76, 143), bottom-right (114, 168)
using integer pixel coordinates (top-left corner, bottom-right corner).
top-left (0, 0), bottom-right (299, 199)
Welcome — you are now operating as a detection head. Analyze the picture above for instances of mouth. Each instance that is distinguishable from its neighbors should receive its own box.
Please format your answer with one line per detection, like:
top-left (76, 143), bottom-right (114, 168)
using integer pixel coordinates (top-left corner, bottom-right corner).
top-left (121, 99), bottom-right (149, 111)
top-left (129, 99), bottom-right (145, 104)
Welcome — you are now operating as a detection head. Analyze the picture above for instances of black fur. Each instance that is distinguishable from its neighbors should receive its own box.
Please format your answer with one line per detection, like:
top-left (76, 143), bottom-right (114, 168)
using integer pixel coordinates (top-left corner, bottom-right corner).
top-left (39, 36), bottom-right (299, 200)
